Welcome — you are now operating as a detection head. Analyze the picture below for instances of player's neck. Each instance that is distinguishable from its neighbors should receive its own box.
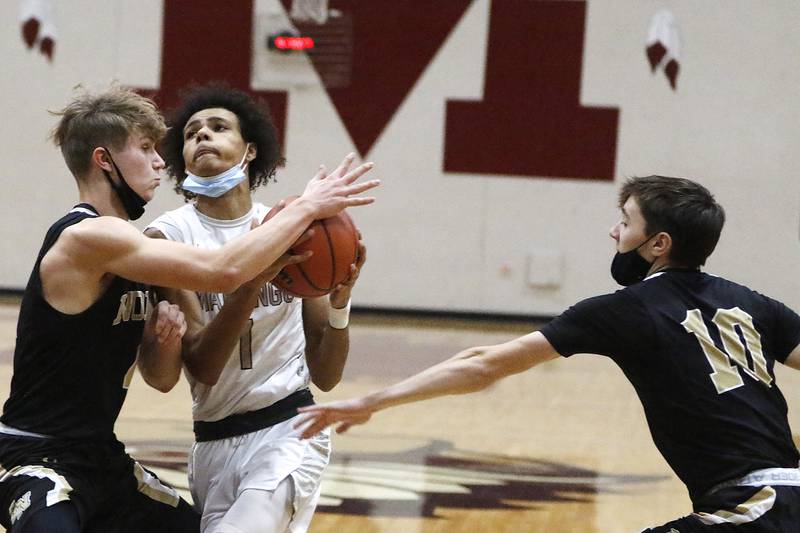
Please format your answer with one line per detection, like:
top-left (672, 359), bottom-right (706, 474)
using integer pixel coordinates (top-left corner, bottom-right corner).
top-left (647, 256), bottom-right (677, 277)
top-left (78, 174), bottom-right (129, 219)
top-left (194, 181), bottom-right (253, 220)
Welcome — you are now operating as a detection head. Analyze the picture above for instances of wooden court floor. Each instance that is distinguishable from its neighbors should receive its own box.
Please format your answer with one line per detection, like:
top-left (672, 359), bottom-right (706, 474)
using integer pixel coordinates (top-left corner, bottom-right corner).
top-left (1, 301), bottom-right (800, 532)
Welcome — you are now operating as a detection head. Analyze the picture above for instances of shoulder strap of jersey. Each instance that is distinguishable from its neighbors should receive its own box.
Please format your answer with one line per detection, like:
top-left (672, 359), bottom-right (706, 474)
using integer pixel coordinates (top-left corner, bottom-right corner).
top-left (29, 204), bottom-right (102, 295)
top-left (69, 203), bottom-right (100, 217)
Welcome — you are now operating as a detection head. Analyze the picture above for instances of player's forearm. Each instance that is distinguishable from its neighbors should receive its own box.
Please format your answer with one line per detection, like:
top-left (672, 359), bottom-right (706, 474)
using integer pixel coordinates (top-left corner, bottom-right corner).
top-left (362, 348), bottom-right (497, 412)
top-left (211, 199), bottom-right (317, 290)
top-left (138, 337), bottom-right (183, 393)
top-left (366, 336), bottom-right (558, 412)
top-left (183, 286), bottom-right (261, 385)
top-left (307, 327), bottom-right (350, 392)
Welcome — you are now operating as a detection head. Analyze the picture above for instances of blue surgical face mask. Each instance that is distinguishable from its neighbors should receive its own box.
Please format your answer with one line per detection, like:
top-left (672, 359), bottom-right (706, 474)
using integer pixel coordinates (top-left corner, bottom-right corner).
top-left (181, 145), bottom-right (250, 198)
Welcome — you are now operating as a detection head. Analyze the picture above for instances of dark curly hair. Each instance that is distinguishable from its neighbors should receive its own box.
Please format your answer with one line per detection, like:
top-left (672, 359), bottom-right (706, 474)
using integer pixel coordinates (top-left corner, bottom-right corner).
top-left (161, 82), bottom-right (284, 200)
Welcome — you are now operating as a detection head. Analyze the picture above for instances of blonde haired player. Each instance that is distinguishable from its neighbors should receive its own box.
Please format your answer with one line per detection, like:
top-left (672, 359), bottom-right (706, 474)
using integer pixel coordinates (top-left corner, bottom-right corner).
top-left (0, 86), bottom-right (377, 533)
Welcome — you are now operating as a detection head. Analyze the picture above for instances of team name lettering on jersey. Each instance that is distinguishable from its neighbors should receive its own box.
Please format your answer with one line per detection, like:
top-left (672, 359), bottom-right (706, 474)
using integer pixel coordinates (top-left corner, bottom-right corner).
top-left (8, 490), bottom-right (31, 525)
top-left (112, 290), bottom-right (151, 326)
top-left (198, 284), bottom-right (293, 313)
top-left (256, 284), bottom-right (295, 308)
top-left (198, 291), bottom-right (224, 312)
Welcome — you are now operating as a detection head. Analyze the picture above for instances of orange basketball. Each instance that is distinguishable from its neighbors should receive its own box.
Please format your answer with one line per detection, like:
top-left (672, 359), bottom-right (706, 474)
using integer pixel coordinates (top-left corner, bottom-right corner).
top-left (263, 196), bottom-right (359, 298)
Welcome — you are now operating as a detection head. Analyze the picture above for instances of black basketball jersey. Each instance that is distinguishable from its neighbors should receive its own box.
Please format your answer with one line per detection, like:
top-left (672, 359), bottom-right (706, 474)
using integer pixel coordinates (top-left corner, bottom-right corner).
top-left (2, 205), bottom-right (150, 441)
top-left (540, 268), bottom-right (800, 502)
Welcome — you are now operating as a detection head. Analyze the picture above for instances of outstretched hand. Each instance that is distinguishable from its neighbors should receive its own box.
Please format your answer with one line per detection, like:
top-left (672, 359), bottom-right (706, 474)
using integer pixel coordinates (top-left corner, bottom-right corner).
top-left (301, 153), bottom-right (380, 219)
top-left (293, 397), bottom-right (376, 439)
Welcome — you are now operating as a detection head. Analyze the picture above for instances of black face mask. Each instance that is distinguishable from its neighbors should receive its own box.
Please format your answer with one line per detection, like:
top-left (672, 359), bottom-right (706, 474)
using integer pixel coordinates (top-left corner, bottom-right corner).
top-left (610, 235), bottom-right (656, 286)
top-left (101, 147), bottom-right (146, 221)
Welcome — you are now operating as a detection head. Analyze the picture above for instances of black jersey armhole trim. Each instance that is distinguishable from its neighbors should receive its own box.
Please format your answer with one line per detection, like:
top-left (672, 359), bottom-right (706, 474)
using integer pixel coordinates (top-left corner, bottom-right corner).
top-left (30, 206), bottom-right (123, 320)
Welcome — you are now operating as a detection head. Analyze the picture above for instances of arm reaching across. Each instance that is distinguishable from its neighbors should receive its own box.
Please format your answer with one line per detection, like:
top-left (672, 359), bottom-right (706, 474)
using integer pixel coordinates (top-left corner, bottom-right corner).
top-left (146, 226), bottom-right (313, 386)
top-left (294, 330), bottom-right (560, 438)
top-left (41, 156), bottom-right (378, 314)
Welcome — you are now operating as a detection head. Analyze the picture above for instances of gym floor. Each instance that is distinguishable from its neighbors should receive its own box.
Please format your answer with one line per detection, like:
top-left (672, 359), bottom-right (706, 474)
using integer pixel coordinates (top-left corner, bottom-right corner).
top-left (1, 300), bottom-right (799, 532)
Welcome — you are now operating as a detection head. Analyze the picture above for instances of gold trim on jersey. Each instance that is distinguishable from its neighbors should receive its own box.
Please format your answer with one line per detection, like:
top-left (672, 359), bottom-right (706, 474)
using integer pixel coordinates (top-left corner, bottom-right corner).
top-left (123, 360), bottom-right (136, 389)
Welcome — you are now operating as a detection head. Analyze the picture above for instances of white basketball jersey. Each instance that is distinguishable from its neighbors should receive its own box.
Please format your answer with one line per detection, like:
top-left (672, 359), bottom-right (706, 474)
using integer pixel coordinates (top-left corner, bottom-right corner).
top-left (147, 203), bottom-right (310, 422)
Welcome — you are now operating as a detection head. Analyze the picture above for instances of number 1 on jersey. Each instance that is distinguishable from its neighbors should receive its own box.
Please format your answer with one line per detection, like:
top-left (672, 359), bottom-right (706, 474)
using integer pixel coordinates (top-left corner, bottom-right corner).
top-left (240, 319), bottom-right (254, 370)
top-left (682, 307), bottom-right (772, 394)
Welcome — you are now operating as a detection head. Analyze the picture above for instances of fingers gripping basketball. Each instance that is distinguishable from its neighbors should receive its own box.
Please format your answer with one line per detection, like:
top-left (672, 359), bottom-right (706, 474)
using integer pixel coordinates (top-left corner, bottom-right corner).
top-left (264, 196), bottom-right (359, 297)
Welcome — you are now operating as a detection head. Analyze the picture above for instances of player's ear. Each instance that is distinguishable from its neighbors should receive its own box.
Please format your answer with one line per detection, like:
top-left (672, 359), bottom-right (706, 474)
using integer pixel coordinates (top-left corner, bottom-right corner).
top-left (91, 147), bottom-right (113, 173)
top-left (651, 231), bottom-right (672, 258)
top-left (246, 142), bottom-right (257, 163)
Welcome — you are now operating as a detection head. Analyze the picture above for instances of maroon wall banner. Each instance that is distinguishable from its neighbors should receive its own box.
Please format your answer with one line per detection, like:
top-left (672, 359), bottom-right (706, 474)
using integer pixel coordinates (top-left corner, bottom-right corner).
top-left (281, 0), bottom-right (473, 157)
top-left (444, 1), bottom-right (619, 180)
top-left (139, 0), bottom-right (287, 143)
top-left (140, 0), bottom-right (618, 180)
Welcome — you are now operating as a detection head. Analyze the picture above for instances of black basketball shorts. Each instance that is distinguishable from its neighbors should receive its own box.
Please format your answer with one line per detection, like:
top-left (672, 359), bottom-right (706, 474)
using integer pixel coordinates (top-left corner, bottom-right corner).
top-left (0, 434), bottom-right (199, 532)
top-left (641, 482), bottom-right (800, 532)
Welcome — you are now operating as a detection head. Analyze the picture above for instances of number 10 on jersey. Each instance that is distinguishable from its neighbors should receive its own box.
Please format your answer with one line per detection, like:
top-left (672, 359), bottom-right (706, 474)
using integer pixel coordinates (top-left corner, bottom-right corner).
top-left (682, 307), bottom-right (772, 394)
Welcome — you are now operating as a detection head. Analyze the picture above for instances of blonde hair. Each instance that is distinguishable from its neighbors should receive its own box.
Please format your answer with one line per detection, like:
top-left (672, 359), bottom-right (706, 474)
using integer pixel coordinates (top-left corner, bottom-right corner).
top-left (50, 85), bottom-right (166, 177)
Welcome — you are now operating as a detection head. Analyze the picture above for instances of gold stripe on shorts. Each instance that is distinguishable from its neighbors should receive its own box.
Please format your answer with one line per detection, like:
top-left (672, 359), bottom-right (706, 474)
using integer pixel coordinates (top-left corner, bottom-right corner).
top-left (133, 462), bottom-right (180, 507)
top-left (2, 465), bottom-right (73, 507)
top-left (694, 486), bottom-right (776, 526)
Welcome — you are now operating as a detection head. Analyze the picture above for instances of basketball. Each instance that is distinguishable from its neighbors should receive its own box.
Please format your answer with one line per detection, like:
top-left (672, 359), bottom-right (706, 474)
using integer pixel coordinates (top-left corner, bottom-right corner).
top-left (263, 196), bottom-right (359, 298)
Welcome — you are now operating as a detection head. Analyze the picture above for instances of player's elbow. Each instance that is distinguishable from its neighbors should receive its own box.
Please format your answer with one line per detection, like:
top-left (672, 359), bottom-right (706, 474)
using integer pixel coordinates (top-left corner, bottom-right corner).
top-left (457, 349), bottom-right (503, 392)
top-left (144, 373), bottom-right (179, 393)
top-left (204, 265), bottom-right (245, 294)
top-left (467, 364), bottom-right (500, 392)
top-left (309, 360), bottom-right (344, 391)
top-left (152, 381), bottom-right (177, 394)
top-left (313, 374), bottom-right (342, 392)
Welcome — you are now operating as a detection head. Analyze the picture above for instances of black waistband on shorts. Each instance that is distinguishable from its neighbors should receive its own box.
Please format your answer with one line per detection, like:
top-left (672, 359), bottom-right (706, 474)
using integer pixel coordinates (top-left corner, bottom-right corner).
top-left (193, 388), bottom-right (314, 442)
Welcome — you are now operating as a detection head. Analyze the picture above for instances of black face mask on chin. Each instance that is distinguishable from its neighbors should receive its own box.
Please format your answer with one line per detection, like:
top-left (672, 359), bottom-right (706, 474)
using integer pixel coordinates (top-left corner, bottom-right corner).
top-left (101, 147), bottom-right (146, 221)
top-left (610, 235), bottom-right (656, 286)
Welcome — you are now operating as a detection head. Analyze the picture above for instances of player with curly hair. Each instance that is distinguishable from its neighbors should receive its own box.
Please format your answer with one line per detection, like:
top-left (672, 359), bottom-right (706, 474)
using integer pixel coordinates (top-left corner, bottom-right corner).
top-left (147, 82), bottom-right (369, 533)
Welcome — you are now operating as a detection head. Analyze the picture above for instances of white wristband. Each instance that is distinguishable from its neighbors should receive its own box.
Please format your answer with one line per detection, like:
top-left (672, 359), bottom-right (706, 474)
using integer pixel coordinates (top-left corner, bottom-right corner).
top-left (328, 299), bottom-right (351, 330)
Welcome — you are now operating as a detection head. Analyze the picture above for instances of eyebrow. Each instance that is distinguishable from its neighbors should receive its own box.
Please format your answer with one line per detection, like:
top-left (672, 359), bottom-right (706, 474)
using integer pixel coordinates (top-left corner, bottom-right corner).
top-left (183, 116), bottom-right (232, 133)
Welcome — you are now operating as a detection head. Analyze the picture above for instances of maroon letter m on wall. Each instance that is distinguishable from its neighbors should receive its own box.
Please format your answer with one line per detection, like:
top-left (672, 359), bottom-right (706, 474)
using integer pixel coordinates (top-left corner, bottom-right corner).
top-left (444, 1), bottom-right (619, 181)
